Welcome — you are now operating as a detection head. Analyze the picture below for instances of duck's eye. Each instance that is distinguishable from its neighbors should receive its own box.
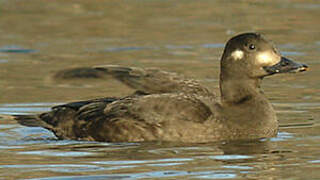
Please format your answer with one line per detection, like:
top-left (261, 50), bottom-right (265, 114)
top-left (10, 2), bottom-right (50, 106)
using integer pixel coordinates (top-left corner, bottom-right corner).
top-left (249, 44), bottom-right (256, 50)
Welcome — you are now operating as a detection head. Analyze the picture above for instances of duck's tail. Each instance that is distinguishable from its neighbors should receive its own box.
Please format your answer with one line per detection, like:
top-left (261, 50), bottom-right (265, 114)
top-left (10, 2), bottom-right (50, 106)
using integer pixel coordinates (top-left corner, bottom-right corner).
top-left (0, 114), bottom-right (14, 120)
top-left (11, 115), bottom-right (50, 128)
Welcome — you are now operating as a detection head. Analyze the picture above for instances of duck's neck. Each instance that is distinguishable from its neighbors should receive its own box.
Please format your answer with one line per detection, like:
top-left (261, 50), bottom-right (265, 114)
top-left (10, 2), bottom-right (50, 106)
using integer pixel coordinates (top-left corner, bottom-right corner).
top-left (220, 75), bottom-right (263, 105)
top-left (218, 73), bottom-right (278, 137)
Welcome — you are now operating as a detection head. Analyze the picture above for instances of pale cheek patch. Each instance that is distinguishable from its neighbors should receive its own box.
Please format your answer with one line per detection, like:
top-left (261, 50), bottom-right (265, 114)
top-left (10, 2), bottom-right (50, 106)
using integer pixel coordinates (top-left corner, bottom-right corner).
top-left (231, 49), bottom-right (244, 60)
top-left (256, 52), bottom-right (280, 66)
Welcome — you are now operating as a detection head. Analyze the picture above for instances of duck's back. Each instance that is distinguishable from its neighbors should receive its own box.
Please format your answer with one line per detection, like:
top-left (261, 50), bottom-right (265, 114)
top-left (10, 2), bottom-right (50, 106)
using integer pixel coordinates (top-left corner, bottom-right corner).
top-left (88, 93), bottom-right (219, 142)
top-left (15, 93), bottom-right (220, 142)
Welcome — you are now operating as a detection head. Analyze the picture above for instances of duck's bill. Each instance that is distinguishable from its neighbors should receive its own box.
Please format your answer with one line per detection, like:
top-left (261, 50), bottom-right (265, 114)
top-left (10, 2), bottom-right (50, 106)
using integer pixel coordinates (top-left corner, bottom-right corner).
top-left (263, 57), bottom-right (308, 75)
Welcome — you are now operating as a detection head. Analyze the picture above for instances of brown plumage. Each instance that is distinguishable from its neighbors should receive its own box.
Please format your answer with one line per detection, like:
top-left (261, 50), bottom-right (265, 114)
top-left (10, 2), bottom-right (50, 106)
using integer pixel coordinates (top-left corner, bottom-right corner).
top-left (14, 33), bottom-right (308, 142)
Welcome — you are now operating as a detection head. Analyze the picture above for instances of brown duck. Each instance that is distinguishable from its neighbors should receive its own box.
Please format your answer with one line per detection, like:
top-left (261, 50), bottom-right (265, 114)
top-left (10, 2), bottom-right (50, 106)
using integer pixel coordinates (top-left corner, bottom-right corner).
top-left (14, 33), bottom-right (308, 142)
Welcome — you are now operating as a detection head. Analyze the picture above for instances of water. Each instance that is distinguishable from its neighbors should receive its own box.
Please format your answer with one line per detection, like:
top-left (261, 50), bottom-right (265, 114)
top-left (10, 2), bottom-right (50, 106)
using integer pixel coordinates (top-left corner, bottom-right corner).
top-left (0, 0), bottom-right (320, 179)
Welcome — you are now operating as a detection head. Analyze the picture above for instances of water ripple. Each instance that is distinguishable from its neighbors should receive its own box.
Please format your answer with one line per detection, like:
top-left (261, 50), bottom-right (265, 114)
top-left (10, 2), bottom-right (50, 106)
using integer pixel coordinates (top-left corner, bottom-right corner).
top-left (0, 45), bottom-right (37, 54)
top-left (99, 43), bottom-right (224, 53)
top-left (209, 155), bottom-right (252, 160)
top-left (18, 150), bottom-right (94, 157)
top-left (0, 102), bottom-right (62, 115)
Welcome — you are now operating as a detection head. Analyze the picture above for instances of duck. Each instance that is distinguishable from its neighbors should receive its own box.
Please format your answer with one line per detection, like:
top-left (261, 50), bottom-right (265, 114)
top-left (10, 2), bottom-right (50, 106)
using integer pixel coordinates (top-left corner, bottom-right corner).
top-left (14, 32), bottom-right (308, 143)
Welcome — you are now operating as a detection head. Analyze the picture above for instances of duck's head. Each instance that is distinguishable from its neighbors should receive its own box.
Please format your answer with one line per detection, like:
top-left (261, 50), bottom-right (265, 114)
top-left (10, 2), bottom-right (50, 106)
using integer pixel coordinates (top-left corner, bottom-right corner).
top-left (221, 33), bottom-right (308, 79)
